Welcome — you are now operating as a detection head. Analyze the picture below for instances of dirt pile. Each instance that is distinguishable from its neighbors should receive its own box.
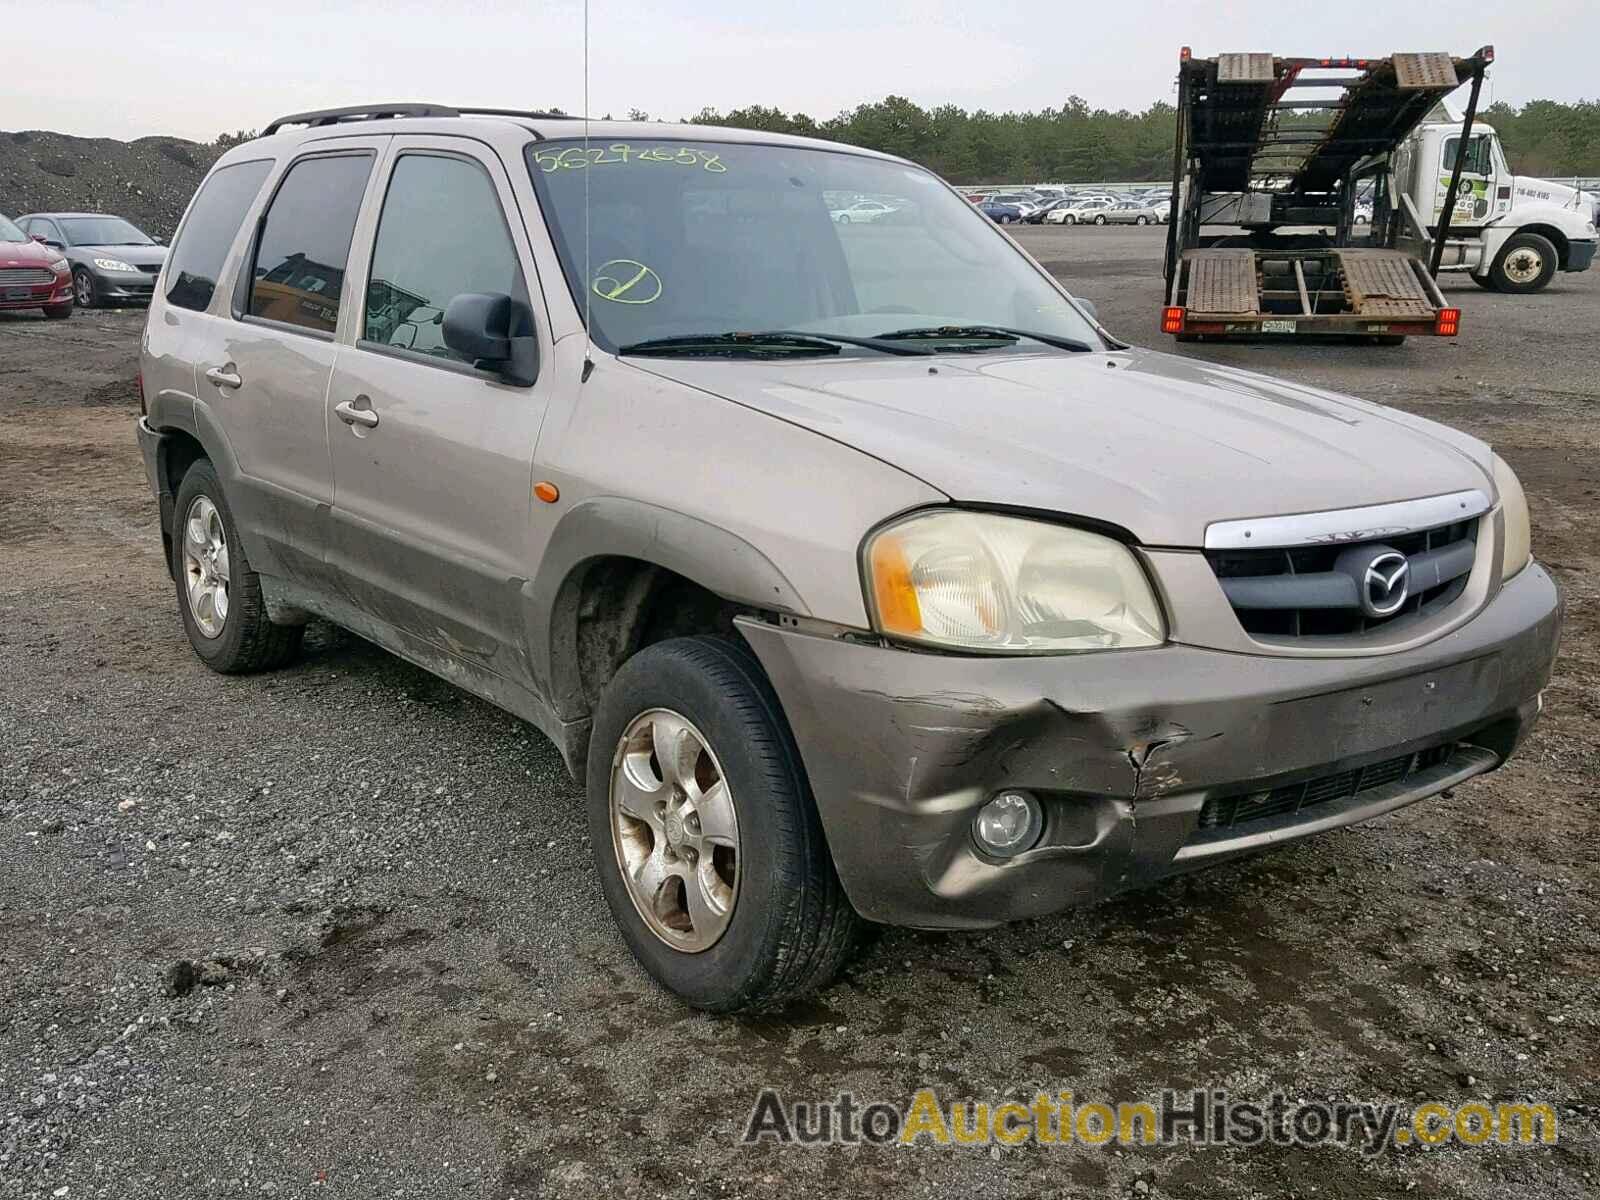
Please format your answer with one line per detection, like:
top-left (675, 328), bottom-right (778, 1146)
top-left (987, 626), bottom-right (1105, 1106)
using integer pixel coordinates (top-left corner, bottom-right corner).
top-left (0, 129), bottom-right (224, 240)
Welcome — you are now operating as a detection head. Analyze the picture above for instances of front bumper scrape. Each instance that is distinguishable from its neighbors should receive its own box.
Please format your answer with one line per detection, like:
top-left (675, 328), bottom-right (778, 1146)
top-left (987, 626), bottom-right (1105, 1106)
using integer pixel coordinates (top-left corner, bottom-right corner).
top-left (735, 562), bottom-right (1560, 929)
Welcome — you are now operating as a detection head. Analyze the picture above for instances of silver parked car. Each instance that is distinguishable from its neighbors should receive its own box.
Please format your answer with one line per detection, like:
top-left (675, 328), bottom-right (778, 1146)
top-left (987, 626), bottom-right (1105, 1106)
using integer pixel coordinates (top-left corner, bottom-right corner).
top-left (137, 106), bottom-right (1560, 1012)
top-left (1044, 197), bottom-right (1114, 224)
top-left (1101, 200), bottom-right (1164, 226)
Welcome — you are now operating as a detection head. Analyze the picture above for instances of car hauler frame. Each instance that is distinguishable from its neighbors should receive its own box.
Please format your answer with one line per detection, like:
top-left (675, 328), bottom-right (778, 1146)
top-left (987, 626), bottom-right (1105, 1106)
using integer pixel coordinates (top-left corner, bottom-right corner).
top-left (1161, 47), bottom-right (1494, 343)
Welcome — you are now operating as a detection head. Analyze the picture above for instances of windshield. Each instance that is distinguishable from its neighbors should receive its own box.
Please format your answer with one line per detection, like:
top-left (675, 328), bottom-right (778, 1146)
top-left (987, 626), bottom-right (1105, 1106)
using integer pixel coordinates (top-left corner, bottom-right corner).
top-left (525, 139), bottom-right (1099, 354)
top-left (0, 214), bottom-right (27, 243)
top-left (59, 216), bottom-right (153, 246)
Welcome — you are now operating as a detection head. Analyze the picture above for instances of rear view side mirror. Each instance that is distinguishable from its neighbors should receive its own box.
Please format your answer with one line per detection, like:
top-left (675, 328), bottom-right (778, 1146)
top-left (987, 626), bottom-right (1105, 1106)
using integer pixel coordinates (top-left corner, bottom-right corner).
top-left (442, 292), bottom-right (538, 386)
top-left (29, 233), bottom-right (45, 243)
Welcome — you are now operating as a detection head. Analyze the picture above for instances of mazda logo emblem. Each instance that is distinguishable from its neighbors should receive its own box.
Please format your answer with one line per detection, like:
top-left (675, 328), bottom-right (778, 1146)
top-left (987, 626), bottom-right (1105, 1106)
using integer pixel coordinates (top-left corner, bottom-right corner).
top-left (1360, 551), bottom-right (1410, 617)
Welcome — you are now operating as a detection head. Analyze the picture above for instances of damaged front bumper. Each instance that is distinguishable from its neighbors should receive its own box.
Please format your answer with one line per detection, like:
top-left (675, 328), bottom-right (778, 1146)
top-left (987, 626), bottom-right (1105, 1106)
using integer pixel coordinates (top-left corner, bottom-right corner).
top-left (736, 562), bottom-right (1561, 929)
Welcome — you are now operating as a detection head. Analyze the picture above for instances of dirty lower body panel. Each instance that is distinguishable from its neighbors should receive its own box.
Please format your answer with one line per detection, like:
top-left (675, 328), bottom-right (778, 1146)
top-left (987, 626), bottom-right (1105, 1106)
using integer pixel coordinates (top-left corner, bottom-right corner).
top-left (736, 563), bottom-right (1561, 929)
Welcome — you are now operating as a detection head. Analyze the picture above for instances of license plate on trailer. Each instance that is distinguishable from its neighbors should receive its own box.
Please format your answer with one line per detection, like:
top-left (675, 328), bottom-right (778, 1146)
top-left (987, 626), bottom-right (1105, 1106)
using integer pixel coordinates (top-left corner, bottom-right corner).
top-left (4, 287), bottom-right (31, 300)
top-left (1261, 319), bottom-right (1296, 333)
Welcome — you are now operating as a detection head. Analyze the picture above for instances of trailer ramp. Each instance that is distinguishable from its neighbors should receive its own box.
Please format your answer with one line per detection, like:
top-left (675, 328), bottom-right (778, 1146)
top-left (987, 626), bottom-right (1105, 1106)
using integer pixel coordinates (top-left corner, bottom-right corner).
top-left (1337, 249), bottom-right (1435, 318)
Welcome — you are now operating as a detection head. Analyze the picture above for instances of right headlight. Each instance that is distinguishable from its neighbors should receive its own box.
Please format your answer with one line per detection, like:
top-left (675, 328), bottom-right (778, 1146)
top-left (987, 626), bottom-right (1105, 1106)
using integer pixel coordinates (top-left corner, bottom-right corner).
top-left (863, 510), bottom-right (1166, 654)
top-left (1492, 454), bottom-right (1531, 581)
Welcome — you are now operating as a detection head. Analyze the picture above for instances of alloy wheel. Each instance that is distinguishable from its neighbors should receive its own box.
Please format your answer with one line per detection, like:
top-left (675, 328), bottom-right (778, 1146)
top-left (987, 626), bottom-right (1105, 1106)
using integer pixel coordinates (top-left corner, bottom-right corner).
top-left (610, 709), bottom-right (740, 953)
top-left (182, 495), bottom-right (230, 638)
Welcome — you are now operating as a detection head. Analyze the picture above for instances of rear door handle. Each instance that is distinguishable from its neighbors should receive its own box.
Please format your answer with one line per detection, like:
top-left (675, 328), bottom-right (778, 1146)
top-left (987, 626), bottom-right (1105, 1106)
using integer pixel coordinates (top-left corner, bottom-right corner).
top-left (204, 365), bottom-right (242, 389)
top-left (335, 397), bottom-right (379, 428)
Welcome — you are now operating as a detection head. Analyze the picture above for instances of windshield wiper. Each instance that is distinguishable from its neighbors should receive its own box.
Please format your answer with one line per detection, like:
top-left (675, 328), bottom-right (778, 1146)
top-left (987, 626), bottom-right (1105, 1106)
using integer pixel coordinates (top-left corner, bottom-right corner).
top-left (617, 330), bottom-right (934, 358)
top-left (872, 324), bottom-right (1096, 353)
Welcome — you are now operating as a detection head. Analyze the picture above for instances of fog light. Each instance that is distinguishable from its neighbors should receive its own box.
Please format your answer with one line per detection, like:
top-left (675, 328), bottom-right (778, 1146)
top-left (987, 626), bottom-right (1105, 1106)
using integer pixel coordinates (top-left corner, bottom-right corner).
top-left (972, 790), bottom-right (1043, 858)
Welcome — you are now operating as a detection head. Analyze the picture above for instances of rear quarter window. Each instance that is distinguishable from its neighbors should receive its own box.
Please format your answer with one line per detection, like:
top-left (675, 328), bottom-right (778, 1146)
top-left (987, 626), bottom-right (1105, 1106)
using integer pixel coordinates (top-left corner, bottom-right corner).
top-left (165, 159), bottom-right (273, 313)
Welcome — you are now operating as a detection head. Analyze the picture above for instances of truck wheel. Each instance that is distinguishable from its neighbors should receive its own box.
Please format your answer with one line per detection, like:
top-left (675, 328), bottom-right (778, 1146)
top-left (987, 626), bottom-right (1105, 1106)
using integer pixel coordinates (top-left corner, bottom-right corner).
top-left (586, 636), bottom-right (860, 1013)
top-left (172, 459), bottom-right (304, 673)
top-left (1489, 233), bottom-right (1558, 293)
top-left (1471, 273), bottom-right (1500, 291)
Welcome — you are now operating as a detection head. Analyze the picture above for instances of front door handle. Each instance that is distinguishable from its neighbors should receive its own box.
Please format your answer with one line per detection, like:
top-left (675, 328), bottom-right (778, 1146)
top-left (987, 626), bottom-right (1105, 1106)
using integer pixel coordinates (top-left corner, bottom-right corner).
top-left (204, 365), bottom-right (242, 389)
top-left (335, 397), bottom-right (379, 429)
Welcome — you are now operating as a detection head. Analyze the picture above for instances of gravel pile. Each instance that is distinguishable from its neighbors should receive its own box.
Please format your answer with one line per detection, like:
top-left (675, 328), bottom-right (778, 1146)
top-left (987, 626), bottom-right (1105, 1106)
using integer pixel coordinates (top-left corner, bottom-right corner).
top-left (0, 130), bottom-right (223, 240)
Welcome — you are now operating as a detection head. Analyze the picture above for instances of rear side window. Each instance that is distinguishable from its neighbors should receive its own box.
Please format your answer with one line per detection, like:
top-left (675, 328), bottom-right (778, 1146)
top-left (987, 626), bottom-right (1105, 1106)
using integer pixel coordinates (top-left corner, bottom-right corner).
top-left (165, 159), bottom-right (272, 312)
top-left (362, 153), bottom-right (526, 364)
top-left (248, 153), bottom-right (373, 335)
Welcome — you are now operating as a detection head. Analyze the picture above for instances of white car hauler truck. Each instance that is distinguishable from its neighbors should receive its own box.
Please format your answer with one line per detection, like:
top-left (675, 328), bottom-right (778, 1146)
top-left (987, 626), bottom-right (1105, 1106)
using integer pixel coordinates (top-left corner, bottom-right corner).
top-left (1161, 46), bottom-right (1597, 344)
top-left (1392, 116), bottom-right (1598, 292)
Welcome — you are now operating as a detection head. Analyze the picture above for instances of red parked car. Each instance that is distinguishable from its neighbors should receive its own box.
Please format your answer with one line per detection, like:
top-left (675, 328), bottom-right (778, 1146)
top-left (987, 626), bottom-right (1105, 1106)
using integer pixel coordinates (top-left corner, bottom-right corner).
top-left (0, 212), bottom-right (74, 319)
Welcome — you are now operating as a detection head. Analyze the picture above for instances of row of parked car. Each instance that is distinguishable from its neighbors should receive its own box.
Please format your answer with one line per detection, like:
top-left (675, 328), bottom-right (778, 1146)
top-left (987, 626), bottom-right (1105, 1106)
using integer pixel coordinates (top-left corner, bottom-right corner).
top-left (971, 186), bottom-right (1174, 227)
top-left (0, 209), bottom-right (168, 317)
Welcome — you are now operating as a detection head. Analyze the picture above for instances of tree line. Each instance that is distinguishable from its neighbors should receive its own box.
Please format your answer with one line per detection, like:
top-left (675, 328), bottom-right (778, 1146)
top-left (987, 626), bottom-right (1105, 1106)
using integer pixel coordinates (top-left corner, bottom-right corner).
top-left (214, 94), bottom-right (1600, 183)
top-left (680, 95), bottom-right (1600, 183)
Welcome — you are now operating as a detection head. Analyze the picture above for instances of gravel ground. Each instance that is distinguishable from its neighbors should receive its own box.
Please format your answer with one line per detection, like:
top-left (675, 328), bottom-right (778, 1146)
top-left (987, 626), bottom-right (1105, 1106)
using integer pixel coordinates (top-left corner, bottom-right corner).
top-left (2, 229), bottom-right (1597, 1199)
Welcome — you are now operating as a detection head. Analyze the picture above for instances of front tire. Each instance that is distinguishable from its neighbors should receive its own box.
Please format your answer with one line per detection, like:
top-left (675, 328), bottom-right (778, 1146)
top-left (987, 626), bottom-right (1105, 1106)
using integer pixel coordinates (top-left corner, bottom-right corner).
top-left (72, 267), bottom-right (97, 309)
top-left (1489, 232), bottom-right (1558, 293)
top-left (171, 459), bottom-right (303, 673)
top-left (1064, 214), bottom-right (1077, 225)
top-left (1094, 214), bottom-right (1108, 225)
top-left (1135, 215), bottom-right (1149, 226)
top-left (586, 636), bottom-right (860, 1013)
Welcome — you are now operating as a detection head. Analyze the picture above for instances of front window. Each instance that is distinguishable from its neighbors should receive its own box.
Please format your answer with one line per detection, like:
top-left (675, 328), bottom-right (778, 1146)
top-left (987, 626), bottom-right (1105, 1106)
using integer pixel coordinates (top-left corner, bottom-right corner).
top-left (1442, 135), bottom-right (1492, 177)
top-left (58, 216), bottom-right (154, 246)
top-left (526, 139), bottom-right (1099, 354)
top-left (0, 213), bottom-right (27, 243)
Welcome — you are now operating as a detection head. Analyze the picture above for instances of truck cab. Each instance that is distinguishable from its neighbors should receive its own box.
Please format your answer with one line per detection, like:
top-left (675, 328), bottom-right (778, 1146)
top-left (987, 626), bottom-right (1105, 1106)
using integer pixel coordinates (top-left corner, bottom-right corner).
top-left (1391, 116), bottom-right (1598, 291)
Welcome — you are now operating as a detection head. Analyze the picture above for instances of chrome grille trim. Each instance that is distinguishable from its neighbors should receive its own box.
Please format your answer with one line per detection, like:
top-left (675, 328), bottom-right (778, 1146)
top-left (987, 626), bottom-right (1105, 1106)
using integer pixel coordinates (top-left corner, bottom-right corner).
top-left (1204, 488), bottom-right (1491, 550)
top-left (0, 267), bottom-right (57, 286)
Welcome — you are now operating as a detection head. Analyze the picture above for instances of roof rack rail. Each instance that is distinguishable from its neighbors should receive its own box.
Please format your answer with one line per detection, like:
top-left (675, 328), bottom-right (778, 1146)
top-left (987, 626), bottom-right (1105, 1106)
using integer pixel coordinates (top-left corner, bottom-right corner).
top-left (261, 103), bottom-right (577, 137)
top-left (262, 104), bottom-right (459, 136)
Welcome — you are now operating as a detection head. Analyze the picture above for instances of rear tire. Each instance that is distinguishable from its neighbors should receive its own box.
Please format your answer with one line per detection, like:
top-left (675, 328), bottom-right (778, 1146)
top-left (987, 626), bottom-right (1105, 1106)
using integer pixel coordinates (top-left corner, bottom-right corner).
top-left (1136, 215), bottom-right (1149, 226)
top-left (1488, 232), bottom-right (1558, 294)
top-left (1373, 335), bottom-right (1407, 346)
top-left (1064, 214), bottom-right (1077, 225)
top-left (586, 636), bottom-right (860, 1013)
top-left (1094, 214), bottom-right (1108, 225)
top-left (171, 459), bottom-right (303, 673)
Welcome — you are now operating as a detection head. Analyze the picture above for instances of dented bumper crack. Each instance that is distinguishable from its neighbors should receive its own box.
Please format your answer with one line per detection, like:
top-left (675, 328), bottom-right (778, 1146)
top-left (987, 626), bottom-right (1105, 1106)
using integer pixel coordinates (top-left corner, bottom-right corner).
top-left (734, 563), bottom-right (1560, 930)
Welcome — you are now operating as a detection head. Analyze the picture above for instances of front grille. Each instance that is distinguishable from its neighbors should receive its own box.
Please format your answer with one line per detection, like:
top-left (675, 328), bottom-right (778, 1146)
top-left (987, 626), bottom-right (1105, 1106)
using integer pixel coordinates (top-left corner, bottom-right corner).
top-left (1206, 517), bottom-right (1477, 638)
top-left (1197, 743), bottom-right (1455, 832)
top-left (0, 267), bottom-right (56, 286)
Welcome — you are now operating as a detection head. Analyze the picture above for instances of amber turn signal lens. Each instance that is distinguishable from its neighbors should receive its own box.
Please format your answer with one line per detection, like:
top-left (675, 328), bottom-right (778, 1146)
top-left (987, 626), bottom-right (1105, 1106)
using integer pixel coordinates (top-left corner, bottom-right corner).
top-left (868, 534), bottom-right (922, 636)
top-left (534, 481), bottom-right (560, 503)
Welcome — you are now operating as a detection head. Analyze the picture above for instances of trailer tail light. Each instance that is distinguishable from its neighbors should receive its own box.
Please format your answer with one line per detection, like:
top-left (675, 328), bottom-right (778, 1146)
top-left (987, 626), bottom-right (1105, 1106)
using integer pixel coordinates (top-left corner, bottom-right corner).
top-left (1162, 306), bottom-right (1186, 334)
top-left (1180, 46), bottom-right (1191, 62)
top-left (1435, 307), bottom-right (1461, 336)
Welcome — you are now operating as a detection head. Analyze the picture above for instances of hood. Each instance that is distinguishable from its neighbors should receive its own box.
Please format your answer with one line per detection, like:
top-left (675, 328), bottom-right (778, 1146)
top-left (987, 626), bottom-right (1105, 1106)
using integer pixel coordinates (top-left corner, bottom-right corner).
top-left (632, 348), bottom-right (1495, 547)
top-left (1511, 176), bottom-right (1599, 222)
top-left (74, 242), bottom-right (166, 266)
top-left (0, 237), bottom-right (65, 269)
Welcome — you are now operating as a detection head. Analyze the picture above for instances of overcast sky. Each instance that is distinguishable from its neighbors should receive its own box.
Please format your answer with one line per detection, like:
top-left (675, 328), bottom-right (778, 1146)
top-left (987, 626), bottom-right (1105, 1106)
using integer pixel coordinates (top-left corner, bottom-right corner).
top-left (4, 0), bottom-right (1594, 142)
